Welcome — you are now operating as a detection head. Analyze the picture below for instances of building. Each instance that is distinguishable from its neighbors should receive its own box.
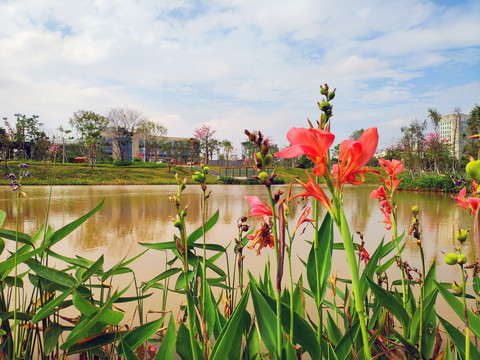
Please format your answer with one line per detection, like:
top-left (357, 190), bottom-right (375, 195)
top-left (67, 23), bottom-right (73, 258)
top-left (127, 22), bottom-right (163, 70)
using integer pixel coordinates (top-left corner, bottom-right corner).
top-left (439, 113), bottom-right (469, 159)
top-left (101, 129), bottom-right (200, 162)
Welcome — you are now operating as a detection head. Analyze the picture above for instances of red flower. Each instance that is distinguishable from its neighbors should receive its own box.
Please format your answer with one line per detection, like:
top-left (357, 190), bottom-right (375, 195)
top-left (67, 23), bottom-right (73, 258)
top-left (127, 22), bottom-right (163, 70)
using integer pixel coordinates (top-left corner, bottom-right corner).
top-left (370, 185), bottom-right (393, 230)
top-left (275, 127), bottom-right (335, 176)
top-left (378, 158), bottom-right (403, 191)
top-left (358, 244), bottom-right (370, 265)
top-left (332, 128), bottom-right (379, 186)
top-left (295, 171), bottom-right (335, 213)
top-left (451, 187), bottom-right (480, 214)
top-left (245, 196), bottom-right (272, 218)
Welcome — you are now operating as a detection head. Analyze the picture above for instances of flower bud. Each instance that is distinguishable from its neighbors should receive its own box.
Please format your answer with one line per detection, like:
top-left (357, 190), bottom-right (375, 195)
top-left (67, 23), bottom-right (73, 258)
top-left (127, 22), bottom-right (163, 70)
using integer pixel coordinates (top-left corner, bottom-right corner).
top-left (264, 154), bottom-right (273, 166)
top-left (457, 254), bottom-right (467, 265)
top-left (258, 171), bottom-right (269, 184)
top-left (319, 101), bottom-right (331, 112)
top-left (466, 160), bottom-right (480, 182)
top-left (203, 166), bottom-right (210, 174)
top-left (452, 281), bottom-right (463, 295)
top-left (411, 205), bottom-right (419, 215)
top-left (456, 229), bottom-right (468, 243)
top-left (173, 217), bottom-right (182, 229)
top-left (444, 253), bottom-right (458, 265)
top-left (328, 91), bottom-right (335, 100)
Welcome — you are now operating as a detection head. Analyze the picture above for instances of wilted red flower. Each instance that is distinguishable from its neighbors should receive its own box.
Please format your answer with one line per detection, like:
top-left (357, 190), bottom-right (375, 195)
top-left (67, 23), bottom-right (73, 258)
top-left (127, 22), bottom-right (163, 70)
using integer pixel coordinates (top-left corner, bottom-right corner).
top-left (275, 127), bottom-right (335, 177)
top-left (358, 244), bottom-right (370, 265)
top-left (332, 128), bottom-right (379, 186)
top-left (247, 220), bottom-right (274, 255)
top-left (245, 196), bottom-right (272, 218)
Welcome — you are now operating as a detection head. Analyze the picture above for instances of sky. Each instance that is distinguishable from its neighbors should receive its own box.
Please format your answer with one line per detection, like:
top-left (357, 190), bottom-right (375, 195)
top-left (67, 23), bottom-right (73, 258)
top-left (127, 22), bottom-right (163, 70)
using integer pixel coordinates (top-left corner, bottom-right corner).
top-left (0, 0), bottom-right (479, 155)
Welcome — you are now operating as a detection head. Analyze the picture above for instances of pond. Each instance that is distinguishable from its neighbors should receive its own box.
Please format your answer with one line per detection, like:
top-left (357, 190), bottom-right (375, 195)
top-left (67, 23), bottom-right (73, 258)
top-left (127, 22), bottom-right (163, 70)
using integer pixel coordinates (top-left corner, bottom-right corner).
top-left (0, 184), bottom-right (473, 324)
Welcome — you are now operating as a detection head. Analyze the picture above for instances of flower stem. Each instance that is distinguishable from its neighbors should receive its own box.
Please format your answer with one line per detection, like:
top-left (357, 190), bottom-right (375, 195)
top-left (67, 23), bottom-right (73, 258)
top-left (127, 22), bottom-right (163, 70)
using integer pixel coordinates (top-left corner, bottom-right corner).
top-left (267, 186), bottom-right (282, 359)
top-left (460, 244), bottom-right (470, 360)
top-left (338, 208), bottom-right (371, 360)
top-left (313, 195), bottom-right (323, 358)
top-left (13, 192), bottom-right (20, 358)
top-left (418, 243), bottom-right (426, 357)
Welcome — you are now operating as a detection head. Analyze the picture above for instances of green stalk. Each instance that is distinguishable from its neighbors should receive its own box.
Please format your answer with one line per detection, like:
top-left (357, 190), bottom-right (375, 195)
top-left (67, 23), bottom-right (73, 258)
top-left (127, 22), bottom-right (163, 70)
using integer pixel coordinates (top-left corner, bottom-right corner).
top-left (460, 244), bottom-right (470, 360)
top-left (338, 208), bottom-right (371, 360)
top-left (267, 186), bottom-right (282, 359)
top-left (286, 229), bottom-right (294, 343)
top-left (313, 195), bottom-right (323, 358)
top-left (201, 188), bottom-right (207, 322)
top-left (391, 214), bottom-right (408, 320)
top-left (13, 191), bottom-right (20, 359)
top-left (418, 243), bottom-right (426, 357)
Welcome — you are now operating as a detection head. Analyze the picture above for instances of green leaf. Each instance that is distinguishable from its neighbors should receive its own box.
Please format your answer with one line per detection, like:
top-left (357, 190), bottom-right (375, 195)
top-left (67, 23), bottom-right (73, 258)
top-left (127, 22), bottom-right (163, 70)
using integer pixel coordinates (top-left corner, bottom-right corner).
top-left (435, 280), bottom-right (480, 339)
top-left (47, 199), bottom-right (104, 247)
top-left (306, 213), bottom-right (333, 303)
top-left (122, 317), bottom-right (165, 355)
top-left (156, 314), bottom-right (176, 360)
top-left (142, 268), bottom-right (182, 291)
top-left (187, 209), bottom-right (219, 244)
top-left (0, 246), bottom-right (46, 279)
top-left (326, 312), bottom-right (342, 346)
top-left (118, 339), bottom-right (139, 360)
top-left (438, 315), bottom-right (480, 358)
top-left (44, 323), bottom-right (63, 354)
top-left (210, 286), bottom-right (250, 360)
top-left (249, 275), bottom-right (278, 354)
top-left (139, 241), bottom-right (176, 251)
top-left (176, 322), bottom-right (195, 360)
top-left (0, 209), bottom-right (6, 227)
top-left (32, 290), bottom-right (72, 323)
top-left (409, 289), bottom-right (437, 355)
top-left (334, 322), bottom-right (359, 360)
top-left (0, 228), bottom-right (33, 245)
top-left (26, 259), bottom-right (78, 288)
top-left (67, 332), bottom-right (127, 354)
top-left (367, 277), bottom-right (410, 330)
top-left (375, 244), bottom-right (404, 275)
top-left (101, 249), bottom-right (148, 281)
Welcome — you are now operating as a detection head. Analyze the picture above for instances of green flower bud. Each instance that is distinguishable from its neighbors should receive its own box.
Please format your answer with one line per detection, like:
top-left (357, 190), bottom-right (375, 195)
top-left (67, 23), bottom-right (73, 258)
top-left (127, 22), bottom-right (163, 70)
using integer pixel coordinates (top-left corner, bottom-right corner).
top-left (264, 154), bottom-right (273, 166)
top-left (320, 87), bottom-right (328, 95)
top-left (456, 229), bottom-right (468, 243)
top-left (319, 101), bottom-right (331, 112)
top-left (258, 171), bottom-right (269, 184)
top-left (173, 217), bottom-right (182, 229)
top-left (444, 253), bottom-right (458, 265)
top-left (328, 91), bottom-right (335, 100)
top-left (411, 205), bottom-right (419, 215)
top-left (452, 281), bottom-right (463, 295)
top-left (203, 166), bottom-right (210, 174)
top-left (193, 171), bottom-right (206, 183)
top-left (466, 160), bottom-right (480, 182)
top-left (457, 254), bottom-right (467, 265)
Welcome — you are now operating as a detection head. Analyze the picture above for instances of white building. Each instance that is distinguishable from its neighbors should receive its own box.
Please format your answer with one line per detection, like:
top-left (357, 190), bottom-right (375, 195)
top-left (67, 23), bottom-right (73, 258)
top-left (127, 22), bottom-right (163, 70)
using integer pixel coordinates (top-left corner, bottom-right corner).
top-left (439, 113), bottom-right (469, 159)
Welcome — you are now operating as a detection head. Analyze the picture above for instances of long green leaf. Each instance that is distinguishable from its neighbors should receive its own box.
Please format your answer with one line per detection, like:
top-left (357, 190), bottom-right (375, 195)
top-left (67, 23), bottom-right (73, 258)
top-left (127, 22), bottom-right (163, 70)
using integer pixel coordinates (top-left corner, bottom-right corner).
top-left (187, 209), bottom-right (219, 244)
top-left (0, 228), bottom-right (32, 245)
top-left (156, 314), bottom-right (176, 360)
top-left (67, 332), bottom-right (127, 354)
top-left (435, 280), bottom-right (480, 339)
top-left (26, 259), bottom-right (78, 288)
top-left (139, 241), bottom-right (176, 251)
top-left (142, 268), bottom-right (182, 291)
top-left (438, 315), bottom-right (480, 358)
top-left (367, 277), bottom-right (410, 330)
top-left (249, 274), bottom-right (278, 354)
top-left (122, 317), bottom-right (165, 354)
top-left (44, 323), bottom-right (63, 354)
top-left (0, 246), bottom-right (46, 279)
top-left (47, 199), bottom-right (104, 247)
top-left (334, 322), bottom-right (359, 360)
top-left (210, 286), bottom-right (250, 360)
top-left (118, 339), bottom-right (139, 360)
top-left (32, 290), bottom-right (72, 323)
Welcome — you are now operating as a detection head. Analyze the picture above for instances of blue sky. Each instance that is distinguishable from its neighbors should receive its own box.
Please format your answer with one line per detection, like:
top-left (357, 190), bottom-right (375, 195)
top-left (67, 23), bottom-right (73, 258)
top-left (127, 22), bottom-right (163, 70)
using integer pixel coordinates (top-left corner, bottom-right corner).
top-left (0, 0), bottom-right (479, 154)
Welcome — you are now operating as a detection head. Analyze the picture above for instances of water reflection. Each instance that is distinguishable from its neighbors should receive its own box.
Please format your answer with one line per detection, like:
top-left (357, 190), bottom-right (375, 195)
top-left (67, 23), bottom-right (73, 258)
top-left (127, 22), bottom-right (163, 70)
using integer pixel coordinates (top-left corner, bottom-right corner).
top-left (0, 184), bottom-right (472, 313)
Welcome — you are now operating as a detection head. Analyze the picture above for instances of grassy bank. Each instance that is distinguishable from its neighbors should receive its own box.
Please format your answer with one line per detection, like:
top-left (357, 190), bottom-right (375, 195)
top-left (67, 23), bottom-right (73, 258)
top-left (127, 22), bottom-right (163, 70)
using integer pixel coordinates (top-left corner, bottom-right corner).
top-left (0, 161), bottom-right (384, 186)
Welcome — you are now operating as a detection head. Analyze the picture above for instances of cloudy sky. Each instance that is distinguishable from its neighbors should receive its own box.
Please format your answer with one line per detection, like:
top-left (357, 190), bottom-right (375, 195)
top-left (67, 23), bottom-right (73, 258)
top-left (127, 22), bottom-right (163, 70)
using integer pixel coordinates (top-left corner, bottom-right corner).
top-left (1, 0), bottom-right (479, 154)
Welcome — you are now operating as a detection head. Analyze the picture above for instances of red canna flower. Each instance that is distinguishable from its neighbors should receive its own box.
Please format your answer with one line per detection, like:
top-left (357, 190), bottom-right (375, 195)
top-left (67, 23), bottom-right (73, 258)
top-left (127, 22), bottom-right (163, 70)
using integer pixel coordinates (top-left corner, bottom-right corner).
top-left (358, 244), bottom-right (370, 265)
top-left (295, 171), bottom-right (335, 213)
top-left (245, 196), bottom-right (273, 218)
top-left (451, 187), bottom-right (480, 215)
top-left (275, 127), bottom-right (335, 176)
top-left (332, 127), bottom-right (379, 186)
top-left (378, 158), bottom-right (403, 192)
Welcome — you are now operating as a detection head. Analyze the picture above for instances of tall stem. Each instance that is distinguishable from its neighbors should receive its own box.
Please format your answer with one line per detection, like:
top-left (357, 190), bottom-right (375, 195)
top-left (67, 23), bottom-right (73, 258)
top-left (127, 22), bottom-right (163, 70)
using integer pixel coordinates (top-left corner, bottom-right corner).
top-left (267, 186), bottom-right (282, 359)
top-left (392, 216), bottom-right (408, 317)
top-left (201, 188), bottom-right (207, 321)
top-left (460, 244), bottom-right (470, 360)
top-left (13, 192), bottom-right (20, 358)
top-left (313, 194), bottom-right (323, 358)
top-left (338, 208), bottom-right (371, 360)
top-left (418, 243), bottom-right (426, 357)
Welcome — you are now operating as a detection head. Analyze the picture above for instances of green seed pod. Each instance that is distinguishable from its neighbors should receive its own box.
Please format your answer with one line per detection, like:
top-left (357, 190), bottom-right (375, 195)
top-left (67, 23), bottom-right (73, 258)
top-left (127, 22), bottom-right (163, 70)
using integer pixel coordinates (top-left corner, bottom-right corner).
top-left (456, 229), bottom-right (468, 243)
top-left (320, 86), bottom-right (328, 95)
top-left (193, 171), bottom-right (205, 183)
top-left (452, 281), bottom-right (464, 295)
top-left (203, 166), bottom-right (210, 174)
top-left (466, 160), bottom-right (480, 182)
top-left (264, 154), bottom-right (273, 166)
top-left (258, 171), bottom-right (269, 184)
top-left (319, 101), bottom-right (331, 112)
top-left (328, 91), bottom-right (335, 100)
top-left (457, 254), bottom-right (467, 265)
top-left (411, 205), bottom-right (419, 215)
top-left (173, 217), bottom-right (182, 229)
top-left (444, 253), bottom-right (458, 265)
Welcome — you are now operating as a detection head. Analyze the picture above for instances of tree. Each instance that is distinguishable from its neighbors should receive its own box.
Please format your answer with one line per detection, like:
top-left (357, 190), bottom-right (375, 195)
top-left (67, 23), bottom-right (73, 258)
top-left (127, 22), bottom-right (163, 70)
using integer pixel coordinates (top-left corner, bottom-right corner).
top-left (464, 104), bottom-right (480, 159)
top-left (400, 119), bottom-right (426, 177)
top-left (69, 110), bottom-right (109, 171)
top-left (13, 114), bottom-right (41, 160)
top-left (423, 132), bottom-right (450, 173)
top-left (349, 128), bottom-right (365, 141)
top-left (57, 125), bottom-right (72, 163)
top-left (221, 139), bottom-right (234, 167)
top-left (0, 120), bottom-right (14, 176)
top-left (193, 124), bottom-right (216, 164)
top-left (427, 108), bottom-right (441, 133)
top-left (136, 120), bottom-right (167, 162)
top-left (107, 107), bottom-right (147, 161)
